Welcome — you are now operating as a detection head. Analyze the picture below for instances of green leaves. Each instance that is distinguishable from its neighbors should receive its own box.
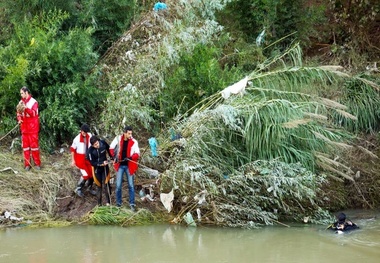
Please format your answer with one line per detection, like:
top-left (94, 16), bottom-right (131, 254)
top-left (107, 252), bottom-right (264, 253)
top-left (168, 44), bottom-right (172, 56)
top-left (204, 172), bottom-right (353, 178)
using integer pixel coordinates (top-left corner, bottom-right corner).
top-left (220, 0), bottom-right (326, 46)
top-left (78, 0), bottom-right (137, 54)
top-left (157, 42), bottom-right (376, 226)
top-left (0, 10), bottom-right (100, 148)
top-left (334, 76), bottom-right (380, 133)
top-left (40, 79), bottom-right (104, 147)
top-left (161, 44), bottom-right (241, 120)
top-left (87, 206), bottom-right (157, 226)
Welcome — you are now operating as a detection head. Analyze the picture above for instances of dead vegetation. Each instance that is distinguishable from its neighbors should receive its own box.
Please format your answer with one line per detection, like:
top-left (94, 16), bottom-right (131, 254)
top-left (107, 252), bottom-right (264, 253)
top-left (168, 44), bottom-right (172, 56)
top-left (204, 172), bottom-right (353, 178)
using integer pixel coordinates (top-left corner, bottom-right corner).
top-left (0, 140), bottom-right (168, 228)
top-left (1, 1), bottom-right (380, 229)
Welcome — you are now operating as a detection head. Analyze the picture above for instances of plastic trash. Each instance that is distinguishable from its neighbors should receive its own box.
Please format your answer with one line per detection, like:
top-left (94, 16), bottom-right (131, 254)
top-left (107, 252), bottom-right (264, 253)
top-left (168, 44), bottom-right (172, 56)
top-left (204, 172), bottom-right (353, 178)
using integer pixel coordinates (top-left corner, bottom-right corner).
top-left (160, 189), bottom-right (174, 212)
top-left (153, 2), bottom-right (167, 11)
top-left (145, 194), bottom-right (155, 202)
top-left (184, 212), bottom-right (197, 227)
top-left (141, 167), bottom-right (159, 178)
top-left (196, 208), bottom-right (201, 222)
top-left (149, 185), bottom-right (155, 198)
top-left (148, 137), bottom-right (158, 157)
top-left (170, 128), bottom-right (182, 141)
top-left (194, 190), bottom-right (207, 205)
top-left (221, 76), bottom-right (248, 99)
top-left (256, 29), bottom-right (265, 46)
top-left (3, 211), bottom-right (23, 221)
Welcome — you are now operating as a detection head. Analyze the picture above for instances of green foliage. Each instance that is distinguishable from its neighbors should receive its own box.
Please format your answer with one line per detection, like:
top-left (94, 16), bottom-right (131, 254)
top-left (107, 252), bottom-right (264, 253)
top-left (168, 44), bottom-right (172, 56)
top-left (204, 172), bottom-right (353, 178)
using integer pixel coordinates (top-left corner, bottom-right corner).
top-left (217, 160), bottom-right (333, 227)
top-left (158, 42), bottom-right (380, 226)
top-left (219, 0), bottom-right (326, 46)
top-left (175, 44), bottom-right (357, 176)
top-left (78, 0), bottom-right (137, 54)
top-left (160, 157), bottom-right (333, 228)
top-left (0, 57), bottom-right (29, 115)
top-left (220, 37), bottom-right (267, 73)
top-left (0, 0), bottom-right (139, 56)
top-left (334, 76), bottom-right (380, 133)
top-left (100, 85), bottom-right (155, 136)
top-left (0, 0), bottom-right (78, 21)
top-left (40, 77), bottom-right (104, 148)
top-left (325, 0), bottom-right (379, 64)
top-left (0, 11), bottom-right (73, 112)
top-left (160, 44), bottom-right (241, 120)
top-left (0, 10), bottom-right (102, 148)
top-left (87, 206), bottom-right (158, 226)
top-left (98, 1), bottom-right (235, 135)
top-left (0, 7), bottom-right (13, 44)
top-left (8, 12), bottom-right (97, 89)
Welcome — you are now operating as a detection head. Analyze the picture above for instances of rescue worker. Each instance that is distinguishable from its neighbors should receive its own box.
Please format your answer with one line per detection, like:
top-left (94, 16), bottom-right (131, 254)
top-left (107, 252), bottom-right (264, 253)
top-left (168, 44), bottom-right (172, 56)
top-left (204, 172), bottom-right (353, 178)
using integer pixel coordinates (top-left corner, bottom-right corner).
top-left (16, 86), bottom-right (41, 170)
top-left (110, 126), bottom-right (140, 211)
top-left (87, 136), bottom-right (113, 206)
top-left (70, 124), bottom-right (96, 197)
top-left (328, 212), bottom-right (359, 233)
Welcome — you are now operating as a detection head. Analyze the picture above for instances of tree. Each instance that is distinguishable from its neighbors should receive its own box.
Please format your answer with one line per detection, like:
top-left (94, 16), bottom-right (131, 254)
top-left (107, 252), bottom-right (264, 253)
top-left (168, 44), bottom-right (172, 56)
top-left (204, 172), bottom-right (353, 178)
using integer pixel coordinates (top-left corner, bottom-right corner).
top-left (0, 10), bottom-right (103, 148)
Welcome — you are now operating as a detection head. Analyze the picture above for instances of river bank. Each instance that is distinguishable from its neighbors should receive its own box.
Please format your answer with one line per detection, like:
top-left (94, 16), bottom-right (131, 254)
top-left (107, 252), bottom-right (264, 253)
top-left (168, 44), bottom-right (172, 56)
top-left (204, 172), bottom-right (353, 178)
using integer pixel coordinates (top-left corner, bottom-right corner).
top-left (1, 132), bottom-right (380, 228)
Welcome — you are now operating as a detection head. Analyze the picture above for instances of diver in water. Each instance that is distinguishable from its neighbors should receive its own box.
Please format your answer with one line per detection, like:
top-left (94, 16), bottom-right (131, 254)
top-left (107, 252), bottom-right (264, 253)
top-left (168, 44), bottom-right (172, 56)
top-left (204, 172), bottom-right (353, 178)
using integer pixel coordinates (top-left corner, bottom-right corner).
top-left (328, 212), bottom-right (359, 233)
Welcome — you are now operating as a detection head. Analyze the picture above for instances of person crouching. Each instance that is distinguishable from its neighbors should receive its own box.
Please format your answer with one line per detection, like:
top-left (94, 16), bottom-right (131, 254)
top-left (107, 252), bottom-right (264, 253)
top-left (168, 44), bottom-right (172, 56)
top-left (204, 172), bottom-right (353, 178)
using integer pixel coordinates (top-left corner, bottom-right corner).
top-left (87, 136), bottom-right (113, 206)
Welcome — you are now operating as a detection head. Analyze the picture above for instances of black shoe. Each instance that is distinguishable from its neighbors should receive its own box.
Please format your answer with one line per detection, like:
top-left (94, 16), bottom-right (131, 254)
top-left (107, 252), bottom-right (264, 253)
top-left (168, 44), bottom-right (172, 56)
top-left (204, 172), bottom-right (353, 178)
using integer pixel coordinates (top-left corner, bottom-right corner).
top-left (116, 204), bottom-right (121, 208)
top-left (75, 189), bottom-right (84, 198)
top-left (88, 189), bottom-right (97, 196)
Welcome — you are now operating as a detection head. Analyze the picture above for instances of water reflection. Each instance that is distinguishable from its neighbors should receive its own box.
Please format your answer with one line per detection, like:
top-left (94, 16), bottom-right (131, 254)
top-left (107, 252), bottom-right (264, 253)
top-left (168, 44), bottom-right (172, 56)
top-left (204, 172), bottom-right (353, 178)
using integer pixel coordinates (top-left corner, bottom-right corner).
top-left (0, 210), bottom-right (379, 263)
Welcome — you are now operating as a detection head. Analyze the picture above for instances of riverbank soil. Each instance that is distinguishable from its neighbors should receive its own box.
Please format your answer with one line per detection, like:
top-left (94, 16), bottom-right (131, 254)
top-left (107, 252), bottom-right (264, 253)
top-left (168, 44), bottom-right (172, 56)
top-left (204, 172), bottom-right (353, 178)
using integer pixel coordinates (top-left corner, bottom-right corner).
top-left (0, 140), bottom-right (166, 223)
top-left (54, 168), bottom-right (165, 220)
top-left (1, 133), bottom-right (379, 225)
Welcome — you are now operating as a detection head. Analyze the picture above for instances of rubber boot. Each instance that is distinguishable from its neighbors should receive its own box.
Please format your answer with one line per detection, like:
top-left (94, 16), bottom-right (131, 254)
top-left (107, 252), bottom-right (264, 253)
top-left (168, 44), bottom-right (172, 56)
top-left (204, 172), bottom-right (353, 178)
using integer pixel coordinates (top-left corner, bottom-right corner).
top-left (86, 178), bottom-right (97, 196)
top-left (97, 185), bottom-right (102, 206)
top-left (75, 177), bottom-right (85, 197)
top-left (105, 183), bottom-right (111, 205)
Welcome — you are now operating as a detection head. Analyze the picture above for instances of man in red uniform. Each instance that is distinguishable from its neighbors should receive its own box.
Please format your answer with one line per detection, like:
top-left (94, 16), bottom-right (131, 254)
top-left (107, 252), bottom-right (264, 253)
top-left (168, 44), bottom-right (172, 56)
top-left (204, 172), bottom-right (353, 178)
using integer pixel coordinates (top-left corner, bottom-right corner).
top-left (110, 126), bottom-right (140, 211)
top-left (70, 124), bottom-right (96, 197)
top-left (16, 86), bottom-right (41, 171)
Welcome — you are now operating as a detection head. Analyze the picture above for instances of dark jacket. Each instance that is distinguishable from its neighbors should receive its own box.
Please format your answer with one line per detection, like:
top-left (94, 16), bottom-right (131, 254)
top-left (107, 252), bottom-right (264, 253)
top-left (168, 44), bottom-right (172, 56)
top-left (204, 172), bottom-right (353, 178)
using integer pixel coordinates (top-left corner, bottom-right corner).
top-left (87, 140), bottom-right (112, 167)
top-left (329, 220), bottom-right (359, 232)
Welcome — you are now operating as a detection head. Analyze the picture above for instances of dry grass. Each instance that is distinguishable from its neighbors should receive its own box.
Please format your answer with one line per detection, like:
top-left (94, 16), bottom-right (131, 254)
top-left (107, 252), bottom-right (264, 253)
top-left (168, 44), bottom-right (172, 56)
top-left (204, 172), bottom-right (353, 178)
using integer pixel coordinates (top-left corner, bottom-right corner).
top-left (0, 145), bottom-right (76, 226)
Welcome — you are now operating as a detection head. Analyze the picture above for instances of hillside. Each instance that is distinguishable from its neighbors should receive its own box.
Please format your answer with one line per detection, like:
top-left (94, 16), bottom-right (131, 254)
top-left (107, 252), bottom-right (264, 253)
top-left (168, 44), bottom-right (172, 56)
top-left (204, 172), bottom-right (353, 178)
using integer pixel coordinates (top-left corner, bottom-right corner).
top-left (1, 0), bottom-right (380, 228)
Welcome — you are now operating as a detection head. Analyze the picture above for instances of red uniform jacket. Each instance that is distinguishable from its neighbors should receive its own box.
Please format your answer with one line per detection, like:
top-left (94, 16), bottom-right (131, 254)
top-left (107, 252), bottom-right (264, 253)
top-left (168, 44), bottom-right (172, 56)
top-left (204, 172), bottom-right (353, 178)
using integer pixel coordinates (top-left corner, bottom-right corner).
top-left (17, 96), bottom-right (39, 134)
top-left (70, 132), bottom-right (92, 171)
top-left (110, 135), bottom-right (140, 175)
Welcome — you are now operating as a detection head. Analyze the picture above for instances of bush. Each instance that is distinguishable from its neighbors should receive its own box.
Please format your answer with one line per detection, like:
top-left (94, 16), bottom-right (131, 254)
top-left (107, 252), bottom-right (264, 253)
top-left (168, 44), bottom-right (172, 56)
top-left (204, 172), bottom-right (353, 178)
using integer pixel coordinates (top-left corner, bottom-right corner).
top-left (218, 0), bottom-right (326, 47)
top-left (40, 77), bottom-right (104, 149)
top-left (0, 10), bottom-right (103, 149)
top-left (160, 44), bottom-right (241, 120)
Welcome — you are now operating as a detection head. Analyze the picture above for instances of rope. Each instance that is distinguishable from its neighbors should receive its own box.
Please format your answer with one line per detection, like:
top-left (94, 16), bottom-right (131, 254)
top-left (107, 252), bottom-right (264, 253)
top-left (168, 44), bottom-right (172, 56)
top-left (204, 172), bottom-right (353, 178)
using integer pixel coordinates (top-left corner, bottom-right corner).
top-left (105, 160), bottom-right (120, 215)
top-left (0, 124), bottom-right (19, 142)
top-left (122, 158), bottom-right (155, 171)
top-left (0, 123), bottom-right (33, 168)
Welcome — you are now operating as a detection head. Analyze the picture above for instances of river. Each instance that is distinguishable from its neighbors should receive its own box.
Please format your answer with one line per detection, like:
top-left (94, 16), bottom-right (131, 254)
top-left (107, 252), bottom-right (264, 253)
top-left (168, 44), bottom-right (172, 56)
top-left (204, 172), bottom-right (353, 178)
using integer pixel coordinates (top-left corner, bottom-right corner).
top-left (0, 210), bottom-right (379, 263)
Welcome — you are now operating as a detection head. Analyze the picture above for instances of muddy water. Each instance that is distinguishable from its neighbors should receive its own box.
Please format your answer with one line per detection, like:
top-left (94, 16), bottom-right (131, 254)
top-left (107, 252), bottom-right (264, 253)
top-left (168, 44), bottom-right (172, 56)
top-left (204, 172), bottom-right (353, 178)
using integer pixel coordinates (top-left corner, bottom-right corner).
top-left (0, 210), bottom-right (379, 263)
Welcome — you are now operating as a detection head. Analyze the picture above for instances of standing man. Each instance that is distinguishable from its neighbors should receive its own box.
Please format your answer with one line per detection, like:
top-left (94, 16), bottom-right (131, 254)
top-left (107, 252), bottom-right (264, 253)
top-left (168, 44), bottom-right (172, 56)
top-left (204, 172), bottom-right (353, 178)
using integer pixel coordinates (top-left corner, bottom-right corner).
top-left (110, 126), bottom-right (140, 211)
top-left (16, 86), bottom-right (41, 171)
top-left (87, 136), bottom-right (113, 206)
top-left (70, 124), bottom-right (95, 197)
